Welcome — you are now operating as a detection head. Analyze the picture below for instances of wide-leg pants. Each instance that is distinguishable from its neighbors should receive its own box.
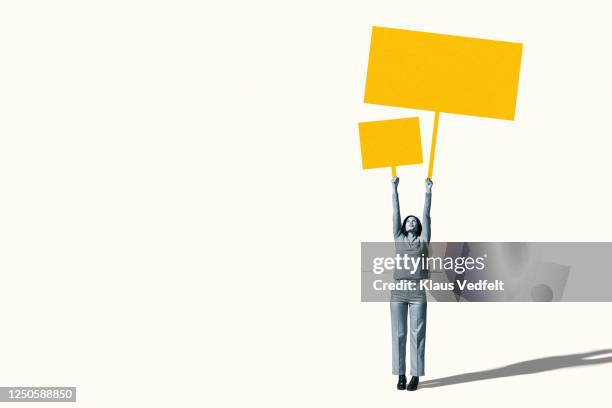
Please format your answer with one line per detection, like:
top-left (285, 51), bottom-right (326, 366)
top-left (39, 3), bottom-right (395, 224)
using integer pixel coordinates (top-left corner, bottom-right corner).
top-left (390, 301), bottom-right (427, 376)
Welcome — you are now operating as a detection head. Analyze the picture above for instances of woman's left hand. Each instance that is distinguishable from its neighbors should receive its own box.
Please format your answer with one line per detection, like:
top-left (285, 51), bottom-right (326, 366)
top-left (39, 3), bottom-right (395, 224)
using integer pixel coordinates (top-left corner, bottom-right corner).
top-left (425, 178), bottom-right (433, 192)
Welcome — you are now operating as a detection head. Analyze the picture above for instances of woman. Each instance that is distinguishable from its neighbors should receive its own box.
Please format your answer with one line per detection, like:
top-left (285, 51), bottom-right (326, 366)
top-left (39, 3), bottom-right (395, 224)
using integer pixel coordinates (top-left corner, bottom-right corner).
top-left (390, 176), bottom-right (432, 391)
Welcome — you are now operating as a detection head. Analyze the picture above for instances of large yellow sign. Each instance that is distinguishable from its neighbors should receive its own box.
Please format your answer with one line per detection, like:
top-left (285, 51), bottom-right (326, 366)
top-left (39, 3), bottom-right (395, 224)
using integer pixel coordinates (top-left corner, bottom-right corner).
top-left (364, 27), bottom-right (523, 120)
top-left (359, 117), bottom-right (423, 177)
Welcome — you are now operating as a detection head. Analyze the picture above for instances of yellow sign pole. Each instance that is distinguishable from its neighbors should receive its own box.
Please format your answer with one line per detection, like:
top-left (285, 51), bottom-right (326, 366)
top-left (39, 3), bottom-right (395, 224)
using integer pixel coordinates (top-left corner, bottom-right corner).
top-left (427, 112), bottom-right (440, 180)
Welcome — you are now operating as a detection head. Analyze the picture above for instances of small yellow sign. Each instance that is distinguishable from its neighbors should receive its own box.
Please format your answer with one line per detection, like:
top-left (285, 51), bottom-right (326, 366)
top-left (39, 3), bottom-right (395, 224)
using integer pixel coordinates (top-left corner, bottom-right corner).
top-left (359, 117), bottom-right (423, 176)
top-left (364, 27), bottom-right (523, 120)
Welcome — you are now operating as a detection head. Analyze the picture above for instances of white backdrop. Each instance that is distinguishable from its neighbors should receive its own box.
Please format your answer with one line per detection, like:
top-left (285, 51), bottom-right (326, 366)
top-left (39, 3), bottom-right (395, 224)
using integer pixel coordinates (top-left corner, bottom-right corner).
top-left (1, 1), bottom-right (611, 407)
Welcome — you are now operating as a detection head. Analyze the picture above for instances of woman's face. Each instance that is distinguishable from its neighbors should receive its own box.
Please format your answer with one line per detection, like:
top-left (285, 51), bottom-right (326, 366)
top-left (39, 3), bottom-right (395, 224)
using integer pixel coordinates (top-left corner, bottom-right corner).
top-left (406, 216), bottom-right (418, 232)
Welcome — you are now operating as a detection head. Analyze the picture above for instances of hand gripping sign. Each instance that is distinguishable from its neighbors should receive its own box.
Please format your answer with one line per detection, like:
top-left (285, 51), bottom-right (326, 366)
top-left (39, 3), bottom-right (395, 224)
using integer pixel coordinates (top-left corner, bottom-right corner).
top-left (359, 27), bottom-right (523, 179)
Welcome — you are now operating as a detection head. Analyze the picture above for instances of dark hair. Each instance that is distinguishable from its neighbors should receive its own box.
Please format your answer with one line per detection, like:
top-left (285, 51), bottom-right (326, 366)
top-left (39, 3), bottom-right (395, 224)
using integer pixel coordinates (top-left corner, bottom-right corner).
top-left (401, 215), bottom-right (422, 237)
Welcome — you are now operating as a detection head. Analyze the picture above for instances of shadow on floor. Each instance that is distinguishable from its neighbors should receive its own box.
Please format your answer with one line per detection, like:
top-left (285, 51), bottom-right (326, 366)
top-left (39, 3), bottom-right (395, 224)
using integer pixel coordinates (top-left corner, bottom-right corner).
top-left (420, 349), bottom-right (612, 389)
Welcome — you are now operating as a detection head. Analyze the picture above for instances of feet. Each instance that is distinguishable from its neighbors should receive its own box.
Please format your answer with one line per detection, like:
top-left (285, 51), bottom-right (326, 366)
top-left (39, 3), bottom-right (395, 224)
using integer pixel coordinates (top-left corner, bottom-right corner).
top-left (396, 375), bottom-right (407, 390)
top-left (407, 376), bottom-right (419, 391)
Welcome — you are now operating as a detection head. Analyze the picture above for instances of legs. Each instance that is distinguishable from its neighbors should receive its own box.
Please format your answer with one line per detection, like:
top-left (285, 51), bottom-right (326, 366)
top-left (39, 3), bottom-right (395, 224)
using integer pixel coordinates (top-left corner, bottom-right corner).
top-left (390, 302), bottom-right (408, 375)
top-left (391, 301), bottom-right (427, 378)
top-left (408, 302), bottom-right (427, 376)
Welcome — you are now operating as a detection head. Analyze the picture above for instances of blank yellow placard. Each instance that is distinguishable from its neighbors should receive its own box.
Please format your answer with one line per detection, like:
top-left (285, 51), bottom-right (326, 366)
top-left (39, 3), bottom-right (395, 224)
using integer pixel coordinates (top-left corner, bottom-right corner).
top-left (359, 117), bottom-right (423, 170)
top-left (364, 27), bottom-right (523, 120)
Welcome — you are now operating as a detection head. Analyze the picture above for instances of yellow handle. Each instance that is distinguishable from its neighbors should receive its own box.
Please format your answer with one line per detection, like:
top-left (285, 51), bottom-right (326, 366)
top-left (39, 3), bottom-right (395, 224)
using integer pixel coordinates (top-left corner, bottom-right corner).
top-left (391, 166), bottom-right (397, 178)
top-left (427, 112), bottom-right (440, 180)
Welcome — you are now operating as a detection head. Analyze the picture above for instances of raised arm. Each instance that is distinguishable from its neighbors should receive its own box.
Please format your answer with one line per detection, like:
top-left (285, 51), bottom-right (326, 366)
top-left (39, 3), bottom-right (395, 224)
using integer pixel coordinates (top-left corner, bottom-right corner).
top-left (392, 177), bottom-right (402, 239)
top-left (422, 178), bottom-right (433, 243)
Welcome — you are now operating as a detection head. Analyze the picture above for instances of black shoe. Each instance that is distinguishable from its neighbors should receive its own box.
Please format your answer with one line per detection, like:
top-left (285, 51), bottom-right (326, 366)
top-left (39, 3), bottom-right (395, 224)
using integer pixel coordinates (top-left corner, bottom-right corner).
top-left (407, 376), bottom-right (419, 391)
top-left (396, 375), bottom-right (407, 390)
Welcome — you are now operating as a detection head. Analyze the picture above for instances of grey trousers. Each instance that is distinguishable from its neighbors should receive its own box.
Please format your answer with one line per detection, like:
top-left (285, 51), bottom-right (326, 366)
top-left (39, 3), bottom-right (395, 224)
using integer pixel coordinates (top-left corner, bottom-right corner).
top-left (391, 301), bottom-right (427, 376)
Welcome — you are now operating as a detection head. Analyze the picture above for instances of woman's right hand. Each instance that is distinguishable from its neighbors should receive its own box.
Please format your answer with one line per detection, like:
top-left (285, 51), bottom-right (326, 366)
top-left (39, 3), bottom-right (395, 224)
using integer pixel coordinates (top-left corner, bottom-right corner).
top-left (392, 176), bottom-right (399, 188)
